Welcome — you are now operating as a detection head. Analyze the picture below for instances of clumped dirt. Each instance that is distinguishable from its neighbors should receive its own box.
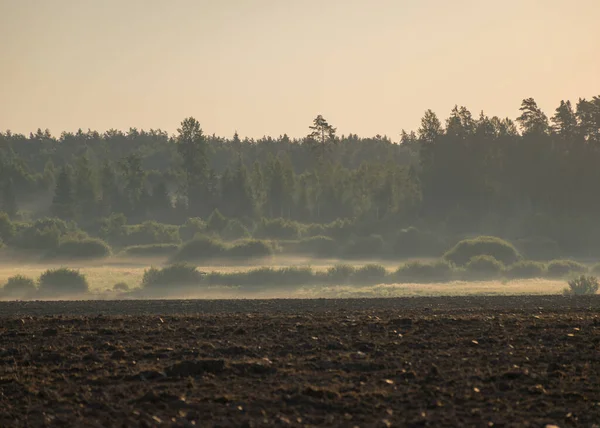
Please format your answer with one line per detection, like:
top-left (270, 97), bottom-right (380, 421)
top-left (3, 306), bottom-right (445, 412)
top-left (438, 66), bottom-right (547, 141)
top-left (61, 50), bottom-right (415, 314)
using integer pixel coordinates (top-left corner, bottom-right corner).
top-left (1, 296), bottom-right (600, 427)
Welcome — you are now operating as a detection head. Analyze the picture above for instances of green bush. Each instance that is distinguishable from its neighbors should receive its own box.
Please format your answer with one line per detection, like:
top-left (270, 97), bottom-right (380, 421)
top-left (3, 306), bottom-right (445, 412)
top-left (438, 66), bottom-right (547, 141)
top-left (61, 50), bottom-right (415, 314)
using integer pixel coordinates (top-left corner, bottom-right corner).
top-left (221, 219), bottom-right (251, 241)
top-left (226, 240), bottom-right (274, 260)
top-left (206, 266), bottom-right (314, 288)
top-left (342, 235), bottom-right (385, 259)
top-left (97, 213), bottom-right (127, 243)
top-left (113, 282), bottom-right (130, 292)
top-left (179, 217), bottom-right (207, 242)
top-left (515, 237), bottom-right (561, 261)
top-left (48, 238), bottom-right (111, 260)
top-left (255, 218), bottom-right (301, 240)
top-left (352, 264), bottom-right (388, 285)
top-left (0, 212), bottom-right (15, 242)
top-left (142, 264), bottom-right (205, 289)
top-left (302, 223), bottom-right (326, 237)
top-left (288, 236), bottom-right (338, 258)
top-left (122, 244), bottom-right (180, 258)
top-left (505, 260), bottom-right (546, 279)
top-left (121, 221), bottom-right (181, 246)
top-left (464, 256), bottom-right (505, 279)
top-left (1, 275), bottom-right (36, 299)
top-left (314, 219), bottom-right (355, 241)
top-left (206, 209), bottom-right (228, 233)
top-left (38, 268), bottom-right (89, 296)
top-left (395, 260), bottom-right (454, 283)
top-left (10, 218), bottom-right (72, 251)
top-left (563, 275), bottom-right (599, 296)
top-left (393, 227), bottom-right (445, 258)
top-left (172, 236), bottom-right (227, 262)
top-left (443, 236), bottom-right (521, 267)
top-left (324, 264), bottom-right (356, 284)
top-left (546, 260), bottom-right (588, 278)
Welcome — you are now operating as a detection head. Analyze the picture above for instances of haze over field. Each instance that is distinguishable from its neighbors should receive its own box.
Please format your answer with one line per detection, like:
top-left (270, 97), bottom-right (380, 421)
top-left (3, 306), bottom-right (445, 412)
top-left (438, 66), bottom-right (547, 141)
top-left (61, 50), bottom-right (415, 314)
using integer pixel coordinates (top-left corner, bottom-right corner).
top-left (1, 0), bottom-right (599, 138)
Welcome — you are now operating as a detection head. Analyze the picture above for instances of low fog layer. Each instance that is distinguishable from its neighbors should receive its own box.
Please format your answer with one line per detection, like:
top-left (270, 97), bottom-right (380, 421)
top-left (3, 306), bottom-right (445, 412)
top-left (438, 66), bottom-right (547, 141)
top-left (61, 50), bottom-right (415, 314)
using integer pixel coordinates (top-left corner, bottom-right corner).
top-left (1, 97), bottom-right (600, 301)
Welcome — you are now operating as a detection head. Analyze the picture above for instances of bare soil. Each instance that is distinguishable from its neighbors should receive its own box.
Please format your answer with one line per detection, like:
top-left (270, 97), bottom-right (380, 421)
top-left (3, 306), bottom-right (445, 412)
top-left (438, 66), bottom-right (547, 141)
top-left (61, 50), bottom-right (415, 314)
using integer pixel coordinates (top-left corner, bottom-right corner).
top-left (1, 296), bottom-right (600, 427)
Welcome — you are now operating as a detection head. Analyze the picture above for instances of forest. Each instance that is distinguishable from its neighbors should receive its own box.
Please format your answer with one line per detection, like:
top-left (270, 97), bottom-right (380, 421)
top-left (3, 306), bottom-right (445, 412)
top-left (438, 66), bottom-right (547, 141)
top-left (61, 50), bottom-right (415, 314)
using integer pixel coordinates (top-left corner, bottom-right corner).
top-left (1, 95), bottom-right (600, 261)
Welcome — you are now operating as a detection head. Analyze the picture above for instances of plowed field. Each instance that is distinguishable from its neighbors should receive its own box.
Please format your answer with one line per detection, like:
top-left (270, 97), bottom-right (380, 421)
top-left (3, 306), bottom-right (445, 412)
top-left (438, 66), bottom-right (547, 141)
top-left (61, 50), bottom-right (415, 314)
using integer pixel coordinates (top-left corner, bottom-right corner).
top-left (1, 296), bottom-right (599, 427)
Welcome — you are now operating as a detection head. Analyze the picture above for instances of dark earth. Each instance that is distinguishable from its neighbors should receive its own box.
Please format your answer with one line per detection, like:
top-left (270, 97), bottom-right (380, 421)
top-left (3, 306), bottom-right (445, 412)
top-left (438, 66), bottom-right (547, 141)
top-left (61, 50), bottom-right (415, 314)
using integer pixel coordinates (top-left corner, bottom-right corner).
top-left (1, 296), bottom-right (600, 427)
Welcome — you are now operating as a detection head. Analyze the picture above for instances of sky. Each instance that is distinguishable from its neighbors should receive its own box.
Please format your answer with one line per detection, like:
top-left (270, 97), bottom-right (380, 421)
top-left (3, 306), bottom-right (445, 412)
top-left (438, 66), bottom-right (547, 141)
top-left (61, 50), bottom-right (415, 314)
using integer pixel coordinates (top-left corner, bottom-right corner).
top-left (1, 0), bottom-right (599, 140)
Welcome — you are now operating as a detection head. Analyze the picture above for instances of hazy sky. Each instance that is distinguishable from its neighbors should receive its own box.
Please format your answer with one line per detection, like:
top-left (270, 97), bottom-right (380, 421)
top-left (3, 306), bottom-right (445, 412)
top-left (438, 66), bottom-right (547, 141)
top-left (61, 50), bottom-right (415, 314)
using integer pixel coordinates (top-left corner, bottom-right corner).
top-left (1, 0), bottom-right (599, 140)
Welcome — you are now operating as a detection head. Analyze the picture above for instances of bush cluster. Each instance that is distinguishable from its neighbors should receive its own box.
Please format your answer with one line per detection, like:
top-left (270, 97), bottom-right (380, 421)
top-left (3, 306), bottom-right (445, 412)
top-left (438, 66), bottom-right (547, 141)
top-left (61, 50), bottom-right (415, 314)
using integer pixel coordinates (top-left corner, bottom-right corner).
top-left (443, 236), bottom-right (521, 266)
top-left (172, 237), bottom-right (274, 263)
top-left (38, 268), bottom-right (89, 297)
top-left (287, 236), bottom-right (338, 258)
top-left (463, 255), bottom-right (505, 280)
top-left (119, 221), bottom-right (181, 246)
top-left (395, 260), bottom-right (454, 283)
top-left (47, 238), bottom-right (112, 260)
top-left (505, 260), bottom-right (546, 279)
top-left (563, 275), bottom-right (599, 296)
top-left (142, 263), bottom-right (205, 289)
top-left (0, 275), bottom-right (36, 299)
top-left (546, 260), bottom-right (587, 278)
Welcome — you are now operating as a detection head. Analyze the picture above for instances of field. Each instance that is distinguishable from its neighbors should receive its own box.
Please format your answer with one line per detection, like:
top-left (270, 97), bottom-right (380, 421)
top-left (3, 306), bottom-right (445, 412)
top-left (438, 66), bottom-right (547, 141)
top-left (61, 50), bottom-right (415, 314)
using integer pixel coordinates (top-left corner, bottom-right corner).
top-left (0, 258), bottom-right (568, 299)
top-left (1, 296), bottom-right (600, 427)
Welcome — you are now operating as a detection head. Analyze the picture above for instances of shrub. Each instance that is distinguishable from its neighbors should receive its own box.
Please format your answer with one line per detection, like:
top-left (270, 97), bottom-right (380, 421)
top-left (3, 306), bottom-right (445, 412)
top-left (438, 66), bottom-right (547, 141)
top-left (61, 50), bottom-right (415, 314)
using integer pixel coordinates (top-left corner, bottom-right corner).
top-left (395, 260), bottom-right (454, 283)
top-left (302, 223), bottom-right (326, 237)
top-left (324, 264), bottom-right (356, 284)
top-left (206, 209), bottom-right (228, 233)
top-left (48, 238), bottom-right (111, 260)
top-left (1, 275), bottom-right (36, 298)
top-left (342, 235), bottom-right (385, 259)
top-left (393, 227), bottom-right (445, 258)
top-left (142, 264), bottom-right (205, 289)
top-left (515, 237), bottom-right (561, 261)
top-left (505, 260), bottom-right (546, 279)
top-left (226, 240), bottom-right (274, 260)
top-left (546, 260), bottom-right (588, 278)
top-left (0, 212), bottom-right (15, 242)
top-left (179, 217), bottom-right (207, 242)
top-left (122, 244), bottom-right (180, 258)
top-left (289, 236), bottom-right (338, 258)
top-left (221, 219), bottom-right (251, 241)
top-left (113, 282), bottom-right (130, 292)
top-left (121, 221), bottom-right (181, 246)
top-left (352, 264), bottom-right (388, 285)
top-left (172, 236), bottom-right (226, 262)
top-left (10, 218), bottom-right (72, 251)
top-left (443, 236), bottom-right (521, 267)
top-left (315, 219), bottom-right (355, 241)
top-left (96, 213), bottom-right (127, 244)
top-left (245, 267), bottom-right (313, 287)
top-left (563, 275), bottom-right (599, 296)
top-left (38, 268), bottom-right (89, 296)
top-left (255, 218), bottom-right (301, 240)
top-left (464, 256), bottom-right (505, 279)
top-left (207, 266), bottom-right (314, 288)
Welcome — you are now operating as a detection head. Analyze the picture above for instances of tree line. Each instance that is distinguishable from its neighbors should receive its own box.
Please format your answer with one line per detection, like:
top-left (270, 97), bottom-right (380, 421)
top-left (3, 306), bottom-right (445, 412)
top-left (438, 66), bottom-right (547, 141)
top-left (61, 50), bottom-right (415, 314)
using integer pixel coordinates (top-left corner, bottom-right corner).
top-left (1, 95), bottom-right (600, 253)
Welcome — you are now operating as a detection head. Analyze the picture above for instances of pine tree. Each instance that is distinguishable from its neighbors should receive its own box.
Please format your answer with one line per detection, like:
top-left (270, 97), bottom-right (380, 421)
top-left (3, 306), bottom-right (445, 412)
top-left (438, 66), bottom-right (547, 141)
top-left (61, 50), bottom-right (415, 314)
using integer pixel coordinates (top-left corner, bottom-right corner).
top-left (73, 155), bottom-right (98, 221)
top-left (177, 117), bottom-right (209, 216)
top-left (232, 158), bottom-right (255, 218)
top-left (51, 166), bottom-right (75, 219)
top-left (1, 179), bottom-right (17, 218)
